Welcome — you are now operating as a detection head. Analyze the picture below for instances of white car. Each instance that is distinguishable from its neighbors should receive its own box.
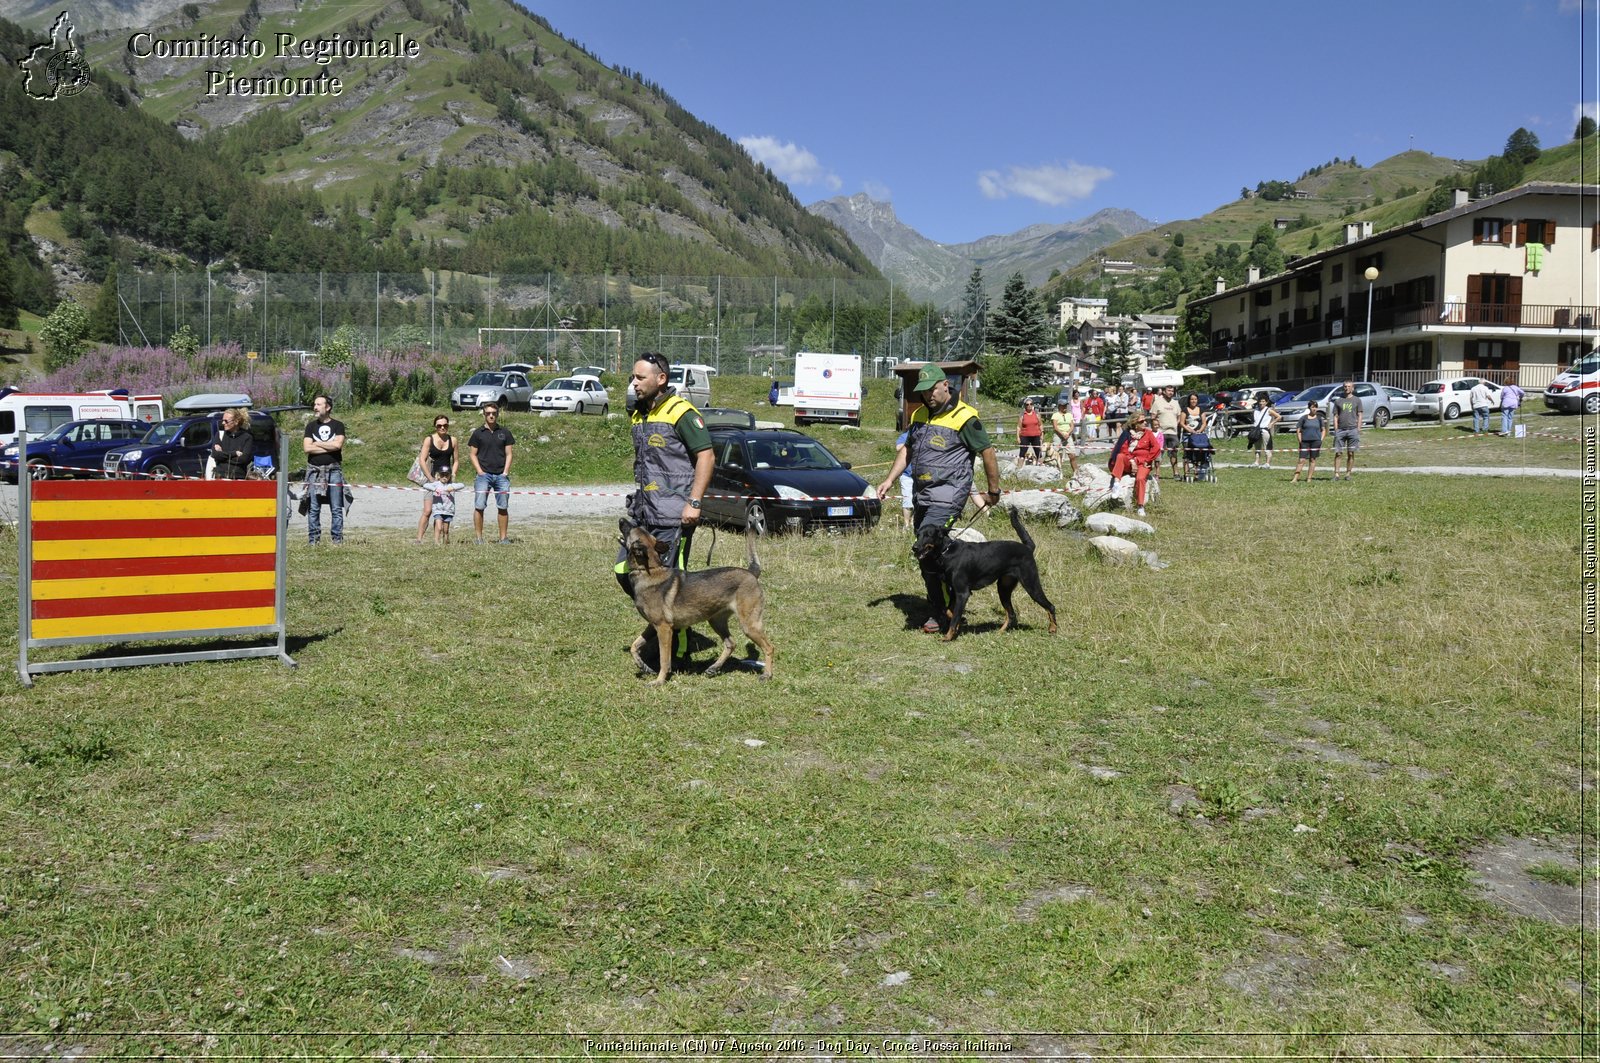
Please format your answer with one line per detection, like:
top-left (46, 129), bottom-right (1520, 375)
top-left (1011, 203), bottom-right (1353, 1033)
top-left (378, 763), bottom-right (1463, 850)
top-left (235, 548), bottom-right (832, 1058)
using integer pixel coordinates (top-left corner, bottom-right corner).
top-left (530, 377), bottom-right (610, 415)
top-left (1413, 378), bottom-right (1501, 420)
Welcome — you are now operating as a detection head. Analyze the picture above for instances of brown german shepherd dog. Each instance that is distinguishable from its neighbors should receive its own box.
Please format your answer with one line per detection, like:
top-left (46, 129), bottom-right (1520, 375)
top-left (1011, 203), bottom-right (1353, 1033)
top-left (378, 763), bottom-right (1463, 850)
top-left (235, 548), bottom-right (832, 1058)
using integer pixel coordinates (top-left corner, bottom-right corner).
top-left (619, 520), bottom-right (775, 685)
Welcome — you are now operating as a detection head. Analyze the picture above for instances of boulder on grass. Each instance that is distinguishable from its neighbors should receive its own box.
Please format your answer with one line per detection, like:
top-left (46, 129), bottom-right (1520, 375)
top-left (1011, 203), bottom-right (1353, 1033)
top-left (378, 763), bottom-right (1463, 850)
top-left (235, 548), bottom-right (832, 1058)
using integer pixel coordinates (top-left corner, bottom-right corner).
top-left (1086, 512), bottom-right (1155, 536)
top-left (1088, 535), bottom-right (1142, 565)
top-left (1007, 489), bottom-right (1073, 522)
top-left (1012, 464), bottom-right (1062, 484)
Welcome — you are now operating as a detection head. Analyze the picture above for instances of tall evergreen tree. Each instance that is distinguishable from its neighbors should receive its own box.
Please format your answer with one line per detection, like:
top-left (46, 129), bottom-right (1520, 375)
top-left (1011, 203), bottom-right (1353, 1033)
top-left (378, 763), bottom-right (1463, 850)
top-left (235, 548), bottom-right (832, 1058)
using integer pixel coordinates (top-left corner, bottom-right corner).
top-left (0, 256), bottom-right (17, 331)
top-left (1099, 323), bottom-right (1136, 382)
top-left (989, 272), bottom-right (1051, 381)
top-left (89, 263), bottom-right (120, 344)
top-left (948, 268), bottom-right (987, 358)
top-left (1504, 127), bottom-right (1542, 164)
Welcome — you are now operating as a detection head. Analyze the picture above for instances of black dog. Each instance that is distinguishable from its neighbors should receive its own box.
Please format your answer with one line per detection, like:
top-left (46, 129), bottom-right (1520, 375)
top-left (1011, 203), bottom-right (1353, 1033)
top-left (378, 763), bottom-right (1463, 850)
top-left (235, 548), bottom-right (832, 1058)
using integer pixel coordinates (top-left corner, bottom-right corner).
top-left (913, 507), bottom-right (1058, 641)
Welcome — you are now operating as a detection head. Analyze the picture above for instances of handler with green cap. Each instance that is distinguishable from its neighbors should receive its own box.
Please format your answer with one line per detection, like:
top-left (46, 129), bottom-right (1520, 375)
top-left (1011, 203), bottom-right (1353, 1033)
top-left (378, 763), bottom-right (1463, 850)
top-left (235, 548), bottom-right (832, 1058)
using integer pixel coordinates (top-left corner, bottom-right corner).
top-left (877, 364), bottom-right (1001, 635)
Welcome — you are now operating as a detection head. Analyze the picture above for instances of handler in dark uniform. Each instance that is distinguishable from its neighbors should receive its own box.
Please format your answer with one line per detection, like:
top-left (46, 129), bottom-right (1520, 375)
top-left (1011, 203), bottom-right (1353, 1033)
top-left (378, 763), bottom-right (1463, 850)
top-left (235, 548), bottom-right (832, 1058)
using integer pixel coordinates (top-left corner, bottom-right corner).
top-left (876, 363), bottom-right (1001, 635)
top-left (615, 352), bottom-right (714, 653)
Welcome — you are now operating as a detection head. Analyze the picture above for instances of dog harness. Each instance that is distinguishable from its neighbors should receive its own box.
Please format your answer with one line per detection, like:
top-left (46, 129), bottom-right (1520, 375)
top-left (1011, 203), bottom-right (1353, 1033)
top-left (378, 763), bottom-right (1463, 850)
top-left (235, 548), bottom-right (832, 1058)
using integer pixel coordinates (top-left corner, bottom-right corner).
top-left (630, 393), bottom-right (700, 527)
top-left (908, 400), bottom-right (980, 510)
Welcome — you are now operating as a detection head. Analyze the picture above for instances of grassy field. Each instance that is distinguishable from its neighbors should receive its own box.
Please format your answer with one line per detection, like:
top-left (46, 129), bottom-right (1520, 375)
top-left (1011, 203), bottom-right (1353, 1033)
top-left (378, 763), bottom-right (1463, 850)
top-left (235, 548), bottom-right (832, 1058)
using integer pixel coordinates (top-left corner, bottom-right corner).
top-left (0, 380), bottom-right (1592, 1058)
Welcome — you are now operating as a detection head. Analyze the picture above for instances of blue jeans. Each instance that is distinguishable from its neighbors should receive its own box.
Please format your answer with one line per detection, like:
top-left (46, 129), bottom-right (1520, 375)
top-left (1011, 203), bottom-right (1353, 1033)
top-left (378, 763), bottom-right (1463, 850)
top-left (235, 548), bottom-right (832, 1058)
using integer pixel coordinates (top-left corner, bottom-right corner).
top-left (474, 472), bottom-right (510, 512)
top-left (307, 466), bottom-right (344, 543)
top-left (1472, 407), bottom-right (1490, 433)
top-left (1501, 408), bottom-right (1516, 434)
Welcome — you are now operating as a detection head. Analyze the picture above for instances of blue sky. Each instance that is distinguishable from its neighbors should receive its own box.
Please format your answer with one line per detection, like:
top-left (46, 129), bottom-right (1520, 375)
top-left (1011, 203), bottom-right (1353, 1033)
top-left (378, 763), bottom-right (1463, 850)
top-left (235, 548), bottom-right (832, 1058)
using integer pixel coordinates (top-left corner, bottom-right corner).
top-left (531, 0), bottom-right (1597, 245)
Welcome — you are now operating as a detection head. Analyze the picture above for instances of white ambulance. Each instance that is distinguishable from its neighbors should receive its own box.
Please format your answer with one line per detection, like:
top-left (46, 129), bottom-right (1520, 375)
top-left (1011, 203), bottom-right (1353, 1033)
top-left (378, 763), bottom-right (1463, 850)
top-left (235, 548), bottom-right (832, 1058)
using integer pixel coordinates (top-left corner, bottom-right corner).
top-left (0, 388), bottom-right (165, 446)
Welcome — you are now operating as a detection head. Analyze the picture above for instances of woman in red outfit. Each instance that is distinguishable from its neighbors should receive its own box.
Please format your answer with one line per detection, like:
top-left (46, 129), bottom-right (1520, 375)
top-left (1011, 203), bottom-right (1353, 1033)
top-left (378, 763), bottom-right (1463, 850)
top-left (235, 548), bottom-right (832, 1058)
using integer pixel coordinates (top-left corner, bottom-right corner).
top-left (1109, 411), bottom-right (1160, 517)
top-left (1016, 400), bottom-right (1043, 465)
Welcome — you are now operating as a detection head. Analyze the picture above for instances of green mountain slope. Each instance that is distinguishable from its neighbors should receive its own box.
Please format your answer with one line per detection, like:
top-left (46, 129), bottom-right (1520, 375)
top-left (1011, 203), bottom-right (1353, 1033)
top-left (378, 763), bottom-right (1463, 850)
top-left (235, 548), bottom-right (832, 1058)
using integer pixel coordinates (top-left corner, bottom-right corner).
top-left (0, 0), bottom-right (877, 320)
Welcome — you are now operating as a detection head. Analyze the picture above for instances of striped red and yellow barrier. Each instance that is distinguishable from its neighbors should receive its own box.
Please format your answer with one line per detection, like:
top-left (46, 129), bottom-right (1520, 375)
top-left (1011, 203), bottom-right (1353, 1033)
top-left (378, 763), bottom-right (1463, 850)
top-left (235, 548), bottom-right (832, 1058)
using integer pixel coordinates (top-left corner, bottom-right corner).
top-left (28, 480), bottom-right (278, 641)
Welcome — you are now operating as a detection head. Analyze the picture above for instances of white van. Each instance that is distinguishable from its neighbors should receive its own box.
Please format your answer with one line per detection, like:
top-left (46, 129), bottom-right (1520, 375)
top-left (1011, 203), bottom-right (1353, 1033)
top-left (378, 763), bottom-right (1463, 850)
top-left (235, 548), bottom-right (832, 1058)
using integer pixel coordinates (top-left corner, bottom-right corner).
top-left (1545, 348), bottom-right (1599, 414)
top-left (0, 388), bottom-right (164, 446)
top-left (667, 365), bottom-right (712, 407)
top-left (793, 352), bottom-right (862, 426)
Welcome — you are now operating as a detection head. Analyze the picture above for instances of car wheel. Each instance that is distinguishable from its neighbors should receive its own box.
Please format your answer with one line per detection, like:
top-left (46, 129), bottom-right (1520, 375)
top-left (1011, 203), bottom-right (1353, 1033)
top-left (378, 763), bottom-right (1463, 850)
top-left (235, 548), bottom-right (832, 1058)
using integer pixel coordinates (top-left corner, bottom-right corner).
top-left (1373, 406), bottom-right (1390, 428)
top-left (1585, 394), bottom-right (1600, 416)
top-left (745, 500), bottom-right (768, 537)
top-left (148, 464), bottom-right (174, 480)
top-left (1444, 402), bottom-right (1461, 420)
top-left (25, 458), bottom-right (50, 481)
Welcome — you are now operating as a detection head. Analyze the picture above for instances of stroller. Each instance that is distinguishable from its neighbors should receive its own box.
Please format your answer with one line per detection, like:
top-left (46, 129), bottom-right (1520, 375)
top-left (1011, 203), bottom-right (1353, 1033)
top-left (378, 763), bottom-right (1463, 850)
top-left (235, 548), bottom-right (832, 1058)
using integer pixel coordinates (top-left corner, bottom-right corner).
top-left (1183, 430), bottom-right (1217, 483)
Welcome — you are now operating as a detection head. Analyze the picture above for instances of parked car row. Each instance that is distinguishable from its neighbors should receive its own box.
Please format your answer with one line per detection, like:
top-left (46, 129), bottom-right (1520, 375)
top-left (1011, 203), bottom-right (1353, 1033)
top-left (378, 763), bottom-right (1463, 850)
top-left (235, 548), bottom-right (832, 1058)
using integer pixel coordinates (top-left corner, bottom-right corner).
top-left (3, 396), bottom-right (297, 482)
top-left (451, 363), bottom-right (614, 414)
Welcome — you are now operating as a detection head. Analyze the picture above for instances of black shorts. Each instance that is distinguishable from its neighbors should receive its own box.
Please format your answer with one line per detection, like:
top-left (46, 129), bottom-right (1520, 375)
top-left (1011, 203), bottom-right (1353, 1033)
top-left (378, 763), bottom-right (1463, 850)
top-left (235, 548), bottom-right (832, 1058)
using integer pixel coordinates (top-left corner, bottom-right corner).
top-left (1297, 442), bottom-right (1321, 460)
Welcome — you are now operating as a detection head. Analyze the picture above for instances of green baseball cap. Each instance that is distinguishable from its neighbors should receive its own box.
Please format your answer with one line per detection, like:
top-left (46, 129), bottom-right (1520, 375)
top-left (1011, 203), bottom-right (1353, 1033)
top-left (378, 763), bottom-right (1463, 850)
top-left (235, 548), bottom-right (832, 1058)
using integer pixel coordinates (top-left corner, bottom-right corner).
top-left (912, 364), bottom-right (947, 393)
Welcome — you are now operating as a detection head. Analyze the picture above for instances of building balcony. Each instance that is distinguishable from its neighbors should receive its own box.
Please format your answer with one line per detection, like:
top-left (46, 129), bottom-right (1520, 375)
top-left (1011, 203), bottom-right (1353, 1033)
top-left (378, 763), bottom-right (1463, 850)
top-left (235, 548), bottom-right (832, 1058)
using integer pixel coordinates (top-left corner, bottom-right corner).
top-left (1201, 301), bottom-right (1597, 365)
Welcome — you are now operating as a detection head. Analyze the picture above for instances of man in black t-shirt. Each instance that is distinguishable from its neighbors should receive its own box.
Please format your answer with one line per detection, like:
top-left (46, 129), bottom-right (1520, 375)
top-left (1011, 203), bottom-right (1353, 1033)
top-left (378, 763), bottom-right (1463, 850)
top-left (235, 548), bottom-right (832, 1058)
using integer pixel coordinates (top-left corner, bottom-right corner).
top-left (302, 394), bottom-right (346, 544)
top-left (468, 402), bottom-right (516, 544)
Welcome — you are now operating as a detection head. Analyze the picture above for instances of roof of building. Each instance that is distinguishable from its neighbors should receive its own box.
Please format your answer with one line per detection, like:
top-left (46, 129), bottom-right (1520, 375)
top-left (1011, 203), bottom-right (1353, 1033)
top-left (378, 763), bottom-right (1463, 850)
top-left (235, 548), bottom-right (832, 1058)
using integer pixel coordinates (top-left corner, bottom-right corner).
top-left (1193, 181), bottom-right (1596, 308)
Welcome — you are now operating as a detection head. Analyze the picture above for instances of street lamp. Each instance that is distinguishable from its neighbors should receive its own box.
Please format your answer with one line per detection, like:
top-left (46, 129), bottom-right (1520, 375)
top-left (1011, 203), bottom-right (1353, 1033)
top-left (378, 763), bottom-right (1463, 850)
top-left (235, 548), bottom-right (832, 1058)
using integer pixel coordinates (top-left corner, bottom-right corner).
top-left (1361, 265), bottom-right (1380, 382)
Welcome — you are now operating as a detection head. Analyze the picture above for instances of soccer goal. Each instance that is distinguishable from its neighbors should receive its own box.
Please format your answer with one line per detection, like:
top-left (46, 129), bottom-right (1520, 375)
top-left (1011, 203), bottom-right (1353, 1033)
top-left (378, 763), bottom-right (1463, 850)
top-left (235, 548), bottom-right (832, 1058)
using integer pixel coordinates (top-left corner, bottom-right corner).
top-left (476, 327), bottom-right (623, 372)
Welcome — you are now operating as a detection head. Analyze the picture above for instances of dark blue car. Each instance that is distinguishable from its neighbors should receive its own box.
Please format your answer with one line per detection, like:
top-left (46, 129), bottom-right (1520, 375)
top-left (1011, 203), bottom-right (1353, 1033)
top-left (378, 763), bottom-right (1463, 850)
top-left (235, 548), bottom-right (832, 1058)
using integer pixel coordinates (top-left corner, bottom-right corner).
top-left (703, 428), bottom-right (880, 535)
top-left (1, 418), bottom-right (146, 481)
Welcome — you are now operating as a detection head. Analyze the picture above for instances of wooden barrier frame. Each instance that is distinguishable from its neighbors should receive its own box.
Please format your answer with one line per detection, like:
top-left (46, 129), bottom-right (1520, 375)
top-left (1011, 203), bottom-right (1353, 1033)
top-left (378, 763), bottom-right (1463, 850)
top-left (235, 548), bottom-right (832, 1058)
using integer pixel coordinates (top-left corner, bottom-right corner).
top-left (16, 436), bottom-right (296, 686)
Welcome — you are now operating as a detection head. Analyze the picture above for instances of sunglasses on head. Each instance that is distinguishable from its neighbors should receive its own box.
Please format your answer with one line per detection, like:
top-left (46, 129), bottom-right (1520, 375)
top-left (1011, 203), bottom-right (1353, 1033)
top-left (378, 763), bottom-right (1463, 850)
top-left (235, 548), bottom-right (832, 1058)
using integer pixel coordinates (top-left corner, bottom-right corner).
top-left (640, 352), bottom-right (668, 371)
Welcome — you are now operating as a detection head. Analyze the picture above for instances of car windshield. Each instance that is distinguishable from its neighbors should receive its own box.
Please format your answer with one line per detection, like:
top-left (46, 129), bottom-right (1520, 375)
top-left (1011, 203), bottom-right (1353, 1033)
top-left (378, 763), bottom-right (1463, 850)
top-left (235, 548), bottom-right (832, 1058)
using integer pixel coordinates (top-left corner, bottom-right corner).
top-left (1292, 385), bottom-right (1337, 402)
top-left (547, 380), bottom-right (581, 391)
top-left (465, 373), bottom-right (505, 386)
top-left (1418, 382), bottom-right (1444, 394)
top-left (141, 419), bottom-right (187, 443)
top-left (1384, 387), bottom-right (1411, 398)
top-left (34, 423), bottom-right (73, 442)
top-left (1568, 353), bottom-right (1600, 376)
top-left (668, 368), bottom-right (686, 384)
top-left (747, 438), bottom-right (844, 470)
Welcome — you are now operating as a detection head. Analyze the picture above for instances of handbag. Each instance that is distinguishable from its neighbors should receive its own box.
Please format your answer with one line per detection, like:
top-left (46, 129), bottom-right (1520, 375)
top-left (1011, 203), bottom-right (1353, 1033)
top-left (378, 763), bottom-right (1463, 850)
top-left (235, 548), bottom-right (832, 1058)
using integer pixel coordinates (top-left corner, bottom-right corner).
top-left (406, 458), bottom-right (427, 486)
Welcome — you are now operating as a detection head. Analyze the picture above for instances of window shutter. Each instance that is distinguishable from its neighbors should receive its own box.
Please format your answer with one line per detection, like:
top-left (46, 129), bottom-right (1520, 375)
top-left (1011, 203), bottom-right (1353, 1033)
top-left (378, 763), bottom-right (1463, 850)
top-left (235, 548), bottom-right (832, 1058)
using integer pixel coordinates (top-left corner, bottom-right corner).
top-left (1473, 220), bottom-right (1484, 246)
top-left (1507, 276), bottom-right (1523, 325)
top-left (1515, 220), bottom-right (1527, 246)
top-left (1505, 340), bottom-right (1521, 369)
top-left (1466, 275), bottom-right (1483, 306)
top-left (1543, 220), bottom-right (1555, 247)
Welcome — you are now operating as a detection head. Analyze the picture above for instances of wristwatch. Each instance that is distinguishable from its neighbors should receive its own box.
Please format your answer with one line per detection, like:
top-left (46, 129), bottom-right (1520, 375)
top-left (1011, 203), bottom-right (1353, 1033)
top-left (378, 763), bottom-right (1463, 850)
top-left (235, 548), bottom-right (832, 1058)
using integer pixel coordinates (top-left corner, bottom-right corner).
top-left (688, 499), bottom-right (702, 509)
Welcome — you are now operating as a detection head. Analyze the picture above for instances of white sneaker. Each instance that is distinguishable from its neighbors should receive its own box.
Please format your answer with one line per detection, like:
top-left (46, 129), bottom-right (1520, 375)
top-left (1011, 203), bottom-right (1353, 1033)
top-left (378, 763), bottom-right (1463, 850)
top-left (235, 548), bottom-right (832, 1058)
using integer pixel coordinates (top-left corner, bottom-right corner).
top-left (1136, 507), bottom-right (1146, 517)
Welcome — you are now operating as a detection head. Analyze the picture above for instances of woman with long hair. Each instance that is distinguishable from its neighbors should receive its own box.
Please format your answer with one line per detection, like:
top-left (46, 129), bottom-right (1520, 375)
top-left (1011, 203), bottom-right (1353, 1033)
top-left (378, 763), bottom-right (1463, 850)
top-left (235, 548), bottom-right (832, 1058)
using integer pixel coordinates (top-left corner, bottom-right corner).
top-left (414, 414), bottom-right (459, 543)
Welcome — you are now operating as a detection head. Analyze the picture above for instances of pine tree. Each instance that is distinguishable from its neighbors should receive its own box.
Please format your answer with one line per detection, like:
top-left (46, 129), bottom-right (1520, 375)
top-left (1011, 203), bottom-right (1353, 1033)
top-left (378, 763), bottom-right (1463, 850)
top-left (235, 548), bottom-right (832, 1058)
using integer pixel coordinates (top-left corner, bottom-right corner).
top-left (0, 257), bottom-right (17, 331)
top-left (1504, 127), bottom-right (1541, 165)
top-left (948, 268), bottom-right (987, 357)
top-left (989, 272), bottom-right (1051, 381)
top-left (89, 264), bottom-right (120, 344)
top-left (1577, 115), bottom-right (1597, 140)
top-left (1099, 323), bottom-right (1135, 382)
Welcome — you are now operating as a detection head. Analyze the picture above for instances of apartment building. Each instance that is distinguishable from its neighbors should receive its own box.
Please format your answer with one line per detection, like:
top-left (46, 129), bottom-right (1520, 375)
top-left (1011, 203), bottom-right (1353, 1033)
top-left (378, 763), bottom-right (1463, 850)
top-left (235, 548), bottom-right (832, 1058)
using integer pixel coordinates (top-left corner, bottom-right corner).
top-left (1189, 182), bottom-right (1597, 390)
top-left (1057, 296), bottom-right (1108, 330)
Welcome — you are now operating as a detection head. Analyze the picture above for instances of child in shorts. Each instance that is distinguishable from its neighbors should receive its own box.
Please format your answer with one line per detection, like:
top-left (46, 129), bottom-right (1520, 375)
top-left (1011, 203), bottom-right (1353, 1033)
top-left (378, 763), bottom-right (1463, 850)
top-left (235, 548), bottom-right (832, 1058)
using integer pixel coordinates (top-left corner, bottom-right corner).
top-left (426, 481), bottom-right (464, 544)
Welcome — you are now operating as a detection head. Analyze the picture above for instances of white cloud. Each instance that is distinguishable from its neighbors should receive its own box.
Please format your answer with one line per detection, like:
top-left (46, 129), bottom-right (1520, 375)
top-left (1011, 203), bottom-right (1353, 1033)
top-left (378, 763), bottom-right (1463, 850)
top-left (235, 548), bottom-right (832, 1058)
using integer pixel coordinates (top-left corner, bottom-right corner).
top-left (739, 135), bottom-right (840, 190)
top-left (862, 180), bottom-right (893, 201)
top-left (975, 162), bottom-right (1113, 206)
top-left (1576, 100), bottom-right (1599, 124)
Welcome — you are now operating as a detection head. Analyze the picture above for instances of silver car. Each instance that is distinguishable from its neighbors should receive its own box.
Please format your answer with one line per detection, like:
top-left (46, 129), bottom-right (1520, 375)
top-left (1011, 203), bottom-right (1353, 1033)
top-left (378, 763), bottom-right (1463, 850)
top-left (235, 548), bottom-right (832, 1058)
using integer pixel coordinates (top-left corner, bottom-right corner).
top-left (451, 371), bottom-right (532, 412)
top-left (1381, 386), bottom-right (1418, 418)
top-left (1273, 382), bottom-right (1398, 431)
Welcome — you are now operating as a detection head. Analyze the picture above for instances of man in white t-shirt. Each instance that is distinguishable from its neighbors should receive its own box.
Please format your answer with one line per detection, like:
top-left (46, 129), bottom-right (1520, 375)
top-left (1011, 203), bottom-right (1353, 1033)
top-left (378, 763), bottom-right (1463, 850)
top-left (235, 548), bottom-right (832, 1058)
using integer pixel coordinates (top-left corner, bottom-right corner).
top-left (1468, 379), bottom-right (1495, 435)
